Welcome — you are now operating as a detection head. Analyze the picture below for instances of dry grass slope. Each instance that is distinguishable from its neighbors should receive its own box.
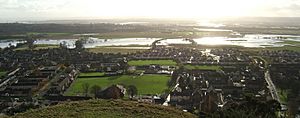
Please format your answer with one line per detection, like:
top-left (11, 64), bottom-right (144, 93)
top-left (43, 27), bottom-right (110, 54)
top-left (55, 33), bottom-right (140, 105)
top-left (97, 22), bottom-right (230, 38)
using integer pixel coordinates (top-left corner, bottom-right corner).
top-left (12, 99), bottom-right (197, 118)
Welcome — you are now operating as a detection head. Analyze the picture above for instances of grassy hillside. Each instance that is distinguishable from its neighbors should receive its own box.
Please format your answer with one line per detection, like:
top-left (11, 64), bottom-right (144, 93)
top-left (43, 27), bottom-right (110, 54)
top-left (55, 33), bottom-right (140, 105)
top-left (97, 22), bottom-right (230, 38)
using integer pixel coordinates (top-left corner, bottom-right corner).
top-left (12, 99), bottom-right (197, 118)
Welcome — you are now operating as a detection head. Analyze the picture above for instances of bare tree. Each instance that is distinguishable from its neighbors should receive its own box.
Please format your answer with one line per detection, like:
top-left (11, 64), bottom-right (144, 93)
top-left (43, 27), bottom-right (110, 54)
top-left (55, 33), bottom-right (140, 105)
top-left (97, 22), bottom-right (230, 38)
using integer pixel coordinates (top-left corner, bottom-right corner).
top-left (127, 85), bottom-right (138, 99)
top-left (75, 40), bottom-right (83, 50)
top-left (90, 85), bottom-right (102, 98)
top-left (82, 83), bottom-right (90, 97)
top-left (26, 34), bottom-right (36, 49)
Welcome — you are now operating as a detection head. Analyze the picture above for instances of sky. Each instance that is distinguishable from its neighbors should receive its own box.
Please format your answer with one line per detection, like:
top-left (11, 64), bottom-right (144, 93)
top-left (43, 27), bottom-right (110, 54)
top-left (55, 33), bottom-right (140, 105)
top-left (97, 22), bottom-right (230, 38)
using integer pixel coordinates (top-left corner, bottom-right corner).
top-left (0, 0), bottom-right (300, 22)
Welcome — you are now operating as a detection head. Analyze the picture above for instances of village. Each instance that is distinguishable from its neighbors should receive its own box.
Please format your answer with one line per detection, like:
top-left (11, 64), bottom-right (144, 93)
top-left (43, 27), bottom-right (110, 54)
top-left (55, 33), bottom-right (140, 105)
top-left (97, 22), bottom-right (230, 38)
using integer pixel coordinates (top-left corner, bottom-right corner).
top-left (0, 44), bottom-right (299, 117)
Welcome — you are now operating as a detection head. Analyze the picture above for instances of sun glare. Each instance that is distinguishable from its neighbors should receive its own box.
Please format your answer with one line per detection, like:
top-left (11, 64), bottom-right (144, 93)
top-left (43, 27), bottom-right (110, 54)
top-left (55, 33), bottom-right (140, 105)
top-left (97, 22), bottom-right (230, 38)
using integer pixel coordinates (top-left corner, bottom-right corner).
top-left (85, 0), bottom-right (261, 18)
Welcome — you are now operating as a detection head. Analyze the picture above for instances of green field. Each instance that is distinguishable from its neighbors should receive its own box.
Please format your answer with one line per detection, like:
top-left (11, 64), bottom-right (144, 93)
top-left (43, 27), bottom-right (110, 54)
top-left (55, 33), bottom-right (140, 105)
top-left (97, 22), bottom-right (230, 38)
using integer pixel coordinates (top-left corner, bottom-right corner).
top-left (265, 45), bottom-right (300, 52)
top-left (87, 47), bottom-right (147, 54)
top-left (93, 31), bottom-right (232, 39)
top-left (0, 31), bottom-right (220, 41)
top-left (184, 65), bottom-right (222, 70)
top-left (65, 74), bottom-right (170, 96)
top-left (278, 40), bottom-right (300, 46)
top-left (0, 71), bottom-right (7, 78)
top-left (79, 72), bottom-right (105, 77)
top-left (14, 44), bottom-right (59, 51)
top-left (0, 35), bottom-right (25, 40)
top-left (27, 32), bottom-right (73, 37)
top-left (34, 44), bottom-right (59, 50)
top-left (240, 45), bottom-right (300, 52)
top-left (95, 31), bottom-right (196, 39)
top-left (128, 60), bottom-right (177, 66)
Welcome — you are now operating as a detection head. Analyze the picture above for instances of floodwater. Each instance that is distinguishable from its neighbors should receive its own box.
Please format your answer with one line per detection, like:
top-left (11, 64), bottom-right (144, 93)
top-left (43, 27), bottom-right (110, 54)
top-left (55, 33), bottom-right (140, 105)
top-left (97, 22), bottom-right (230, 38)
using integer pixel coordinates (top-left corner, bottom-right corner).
top-left (34, 39), bottom-right (78, 49)
top-left (194, 34), bottom-right (300, 47)
top-left (156, 39), bottom-right (192, 45)
top-left (1, 34), bottom-right (299, 49)
top-left (83, 38), bottom-right (159, 48)
top-left (118, 22), bottom-right (149, 25)
top-left (194, 28), bottom-right (232, 32)
top-left (0, 39), bottom-right (26, 49)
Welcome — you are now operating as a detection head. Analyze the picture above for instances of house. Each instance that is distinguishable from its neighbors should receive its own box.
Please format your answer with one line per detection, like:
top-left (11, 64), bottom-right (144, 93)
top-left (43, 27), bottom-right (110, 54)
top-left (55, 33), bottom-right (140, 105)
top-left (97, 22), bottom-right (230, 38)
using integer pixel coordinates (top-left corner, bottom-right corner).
top-left (96, 85), bottom-right (126, 99)
top-left (199, 86), bottom-right (223, 113)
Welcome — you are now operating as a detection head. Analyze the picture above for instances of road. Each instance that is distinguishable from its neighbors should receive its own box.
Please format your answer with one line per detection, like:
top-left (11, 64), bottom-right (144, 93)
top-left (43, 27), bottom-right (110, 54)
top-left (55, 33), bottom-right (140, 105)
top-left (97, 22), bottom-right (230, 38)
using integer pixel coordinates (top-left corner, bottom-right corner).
top-left (0, 68), bottom-right (20, 89)
top-left (265, 69), bottom-right (280, 102)
top-left (254, 56), bottom-right (280, 102)
top-left (253, 56), bottom-right (280, 102)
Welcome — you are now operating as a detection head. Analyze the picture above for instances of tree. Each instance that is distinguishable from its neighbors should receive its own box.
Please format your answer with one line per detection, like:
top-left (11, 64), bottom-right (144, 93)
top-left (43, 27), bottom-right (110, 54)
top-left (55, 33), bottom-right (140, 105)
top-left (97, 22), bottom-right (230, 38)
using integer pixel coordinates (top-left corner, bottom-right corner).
top-left (90, 85), bottom-right (102, 97)
top-left (75, 39), bottom-right (84, 50)
top-left (220, 96), bottom-right (281, 118)
top-left (265, 99), bottom-right (281, 113)
top-left (127, 85), bottom-right (137, 99)
top-left (26, 34), bottom-right (36, 49)
top-left (82, 83), bottom-right (90, 97)
top-left (59, 41), bottom-right (68, 49)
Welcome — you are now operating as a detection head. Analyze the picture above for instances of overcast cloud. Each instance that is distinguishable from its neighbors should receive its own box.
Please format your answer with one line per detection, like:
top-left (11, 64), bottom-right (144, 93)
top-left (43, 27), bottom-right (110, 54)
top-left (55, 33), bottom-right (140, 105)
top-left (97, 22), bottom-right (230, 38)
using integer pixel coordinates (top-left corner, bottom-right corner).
top-left (0, 0), bottom-right (299, 21)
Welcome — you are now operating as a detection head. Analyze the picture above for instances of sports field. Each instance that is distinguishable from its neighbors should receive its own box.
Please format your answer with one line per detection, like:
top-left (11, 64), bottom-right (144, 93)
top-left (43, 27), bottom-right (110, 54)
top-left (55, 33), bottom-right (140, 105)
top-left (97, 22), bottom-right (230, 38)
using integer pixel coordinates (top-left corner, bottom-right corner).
top-left (65, 74), bottom-right (170, 96)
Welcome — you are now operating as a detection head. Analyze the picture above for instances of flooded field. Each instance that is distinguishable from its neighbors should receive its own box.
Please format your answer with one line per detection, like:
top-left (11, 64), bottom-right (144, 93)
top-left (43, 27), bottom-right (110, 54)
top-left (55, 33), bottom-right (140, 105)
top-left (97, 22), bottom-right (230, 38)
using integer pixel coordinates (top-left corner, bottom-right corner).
top-left (0, 39), bottom-right (26, 49)
top-left (1, 34), bottom-right (300, 49)
top-left (194, 34), bottom-right (300, 47)
top-left (156, 39), bottom-right (192, 45)
top-left (83, 38), bottom-right (159, 48)
top-left (34, 39), bottom-right (78, 48)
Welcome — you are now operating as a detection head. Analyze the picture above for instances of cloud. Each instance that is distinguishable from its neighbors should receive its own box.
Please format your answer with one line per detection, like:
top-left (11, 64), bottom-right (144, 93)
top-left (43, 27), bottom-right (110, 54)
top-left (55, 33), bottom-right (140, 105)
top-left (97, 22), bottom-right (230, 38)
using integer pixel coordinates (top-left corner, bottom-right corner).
top-left (286, 4), bottom-right (300, 11)
top-left (0, 0), bottom-right (300, 21)
top-left (0, 0), bottom-right (72, 12)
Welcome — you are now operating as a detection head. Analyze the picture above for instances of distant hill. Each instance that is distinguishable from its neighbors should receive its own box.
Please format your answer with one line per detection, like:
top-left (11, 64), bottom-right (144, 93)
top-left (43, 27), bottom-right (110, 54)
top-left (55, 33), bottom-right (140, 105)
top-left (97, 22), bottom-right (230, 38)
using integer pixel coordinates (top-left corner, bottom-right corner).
top-left (10, 99), bottom-right (197, 118)
top-left (0, 23), bottom-right (151, 35)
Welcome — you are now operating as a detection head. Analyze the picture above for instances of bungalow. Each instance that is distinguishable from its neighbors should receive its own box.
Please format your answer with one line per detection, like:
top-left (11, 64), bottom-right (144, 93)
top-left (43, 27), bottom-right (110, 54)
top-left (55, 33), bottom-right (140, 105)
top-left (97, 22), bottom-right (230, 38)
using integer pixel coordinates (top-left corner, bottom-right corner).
top-left (96, 84), bottom-right (126, 99)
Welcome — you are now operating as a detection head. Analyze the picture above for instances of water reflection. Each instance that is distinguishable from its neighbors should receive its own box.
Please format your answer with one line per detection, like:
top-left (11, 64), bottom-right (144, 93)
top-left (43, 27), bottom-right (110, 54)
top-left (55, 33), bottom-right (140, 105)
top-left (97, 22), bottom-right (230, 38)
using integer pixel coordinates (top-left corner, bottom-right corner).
top-left (194, 34), bottom-right (300, 47)
top-left (34, 39), bottom-right (78, 49)
top-left (83, 38), bottom-right (159, 48)
top-left (0, 34), bottom-right (299, 49)
top-left (0, 40), bottom-right (26, 49)
top-left (156, 39), bottom-right (192, 45)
